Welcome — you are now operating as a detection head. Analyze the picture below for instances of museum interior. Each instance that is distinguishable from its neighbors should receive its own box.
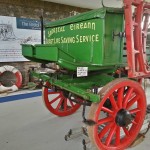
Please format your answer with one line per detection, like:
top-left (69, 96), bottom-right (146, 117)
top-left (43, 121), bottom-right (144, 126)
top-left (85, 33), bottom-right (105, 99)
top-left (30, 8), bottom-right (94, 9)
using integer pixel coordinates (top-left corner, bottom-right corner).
top-left (0, 0), bottom-right (150, 150)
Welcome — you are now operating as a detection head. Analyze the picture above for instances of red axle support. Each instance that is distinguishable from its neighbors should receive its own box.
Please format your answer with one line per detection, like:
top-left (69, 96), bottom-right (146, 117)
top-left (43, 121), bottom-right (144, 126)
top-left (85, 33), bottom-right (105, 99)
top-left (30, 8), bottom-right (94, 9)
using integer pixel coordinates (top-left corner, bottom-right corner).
top-left (124, 0), bottom-right (150, 78)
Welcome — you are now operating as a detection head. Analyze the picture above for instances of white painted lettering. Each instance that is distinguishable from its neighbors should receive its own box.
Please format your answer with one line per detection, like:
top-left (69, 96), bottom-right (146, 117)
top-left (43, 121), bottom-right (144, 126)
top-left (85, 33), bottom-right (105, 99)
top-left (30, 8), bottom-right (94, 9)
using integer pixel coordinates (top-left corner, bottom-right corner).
top-left (70, 24), bottom-right (73, 30)
top-left (76, 35), bottom-right (79, 43)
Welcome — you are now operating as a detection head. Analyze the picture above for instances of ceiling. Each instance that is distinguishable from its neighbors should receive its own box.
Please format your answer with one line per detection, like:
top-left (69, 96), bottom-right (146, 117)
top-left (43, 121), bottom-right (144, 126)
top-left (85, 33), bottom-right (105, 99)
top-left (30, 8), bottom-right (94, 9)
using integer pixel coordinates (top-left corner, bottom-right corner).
top-left (42, 0), bottom-right (124, 9)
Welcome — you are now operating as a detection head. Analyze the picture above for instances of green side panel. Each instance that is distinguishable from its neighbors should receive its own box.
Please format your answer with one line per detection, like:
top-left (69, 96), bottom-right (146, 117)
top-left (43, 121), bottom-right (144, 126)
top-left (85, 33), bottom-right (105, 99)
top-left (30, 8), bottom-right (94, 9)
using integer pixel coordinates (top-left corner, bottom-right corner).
top-left (34, 45), bottom-right (58, 61)
top-left (22, 44), bottom-right (34, 57)
top-left (22, 44), bottom-right (58, 62)
top-left (22, 44), bottom-right (44, 62)
top-left (45, 18), bottom-right (104, 65)
top-left (103, 12), bottom-right (124, 65)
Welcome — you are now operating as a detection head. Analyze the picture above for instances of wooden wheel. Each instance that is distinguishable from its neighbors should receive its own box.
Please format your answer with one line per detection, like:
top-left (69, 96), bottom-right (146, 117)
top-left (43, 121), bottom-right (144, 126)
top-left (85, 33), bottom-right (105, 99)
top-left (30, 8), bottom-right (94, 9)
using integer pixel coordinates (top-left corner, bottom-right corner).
top-left (88, 78), bottom-right (146, 150)
top-left (42, 82), bottom-right (81, 117)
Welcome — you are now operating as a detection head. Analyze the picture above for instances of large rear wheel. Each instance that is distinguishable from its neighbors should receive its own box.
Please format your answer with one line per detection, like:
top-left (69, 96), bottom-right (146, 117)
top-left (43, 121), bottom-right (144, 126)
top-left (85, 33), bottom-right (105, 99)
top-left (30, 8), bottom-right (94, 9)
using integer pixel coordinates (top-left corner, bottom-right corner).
top-left (42, 82), bottom-right (81, 117)
top-left (88, 78), bottom-right (146, 150)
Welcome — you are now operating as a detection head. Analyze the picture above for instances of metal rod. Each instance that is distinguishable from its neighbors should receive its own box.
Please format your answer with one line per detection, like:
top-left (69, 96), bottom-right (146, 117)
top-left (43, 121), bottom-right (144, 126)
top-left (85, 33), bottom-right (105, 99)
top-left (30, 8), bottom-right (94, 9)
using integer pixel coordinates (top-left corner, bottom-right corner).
top-left (82, 102), bottom-right (96, 126)
top-left (40, 15), bottom-right (44, 44)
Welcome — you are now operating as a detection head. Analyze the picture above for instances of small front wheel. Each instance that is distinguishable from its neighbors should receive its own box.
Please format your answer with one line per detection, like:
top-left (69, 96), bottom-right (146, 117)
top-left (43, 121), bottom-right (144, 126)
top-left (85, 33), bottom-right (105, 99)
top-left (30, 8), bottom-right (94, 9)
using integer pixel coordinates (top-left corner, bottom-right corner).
top-left (42, 82), bottom-right (82, 117)
top-left (88, 78), bottom-right (146, 150)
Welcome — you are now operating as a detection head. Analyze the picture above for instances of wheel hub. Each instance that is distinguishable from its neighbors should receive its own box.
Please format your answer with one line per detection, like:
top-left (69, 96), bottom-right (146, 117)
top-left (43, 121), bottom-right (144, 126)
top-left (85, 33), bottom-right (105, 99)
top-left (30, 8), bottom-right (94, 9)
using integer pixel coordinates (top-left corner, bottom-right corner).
top-left (115, 109), bottom-right (132, 127)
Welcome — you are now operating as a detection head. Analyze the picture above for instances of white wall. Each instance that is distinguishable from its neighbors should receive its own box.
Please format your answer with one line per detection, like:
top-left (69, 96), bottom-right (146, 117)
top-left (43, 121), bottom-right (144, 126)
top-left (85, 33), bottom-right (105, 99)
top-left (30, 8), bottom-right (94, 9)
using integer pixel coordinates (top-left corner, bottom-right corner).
top-left (43, 0), bottom-right (150, 9)
top-left (43, 0), bottom-right (123, 9)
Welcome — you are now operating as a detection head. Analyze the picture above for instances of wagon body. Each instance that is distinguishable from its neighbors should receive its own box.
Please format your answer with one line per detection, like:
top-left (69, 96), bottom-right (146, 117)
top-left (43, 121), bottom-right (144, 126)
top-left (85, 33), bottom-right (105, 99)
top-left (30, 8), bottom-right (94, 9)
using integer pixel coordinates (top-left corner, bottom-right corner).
top-left (22, 8), bottom-right (124, 71)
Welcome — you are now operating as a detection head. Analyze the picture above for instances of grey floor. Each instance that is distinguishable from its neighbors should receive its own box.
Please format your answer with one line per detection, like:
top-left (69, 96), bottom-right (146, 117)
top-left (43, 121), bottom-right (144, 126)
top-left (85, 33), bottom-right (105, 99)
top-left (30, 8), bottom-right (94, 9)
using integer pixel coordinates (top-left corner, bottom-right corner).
top-left (0, 83), bottom-right (150, 150)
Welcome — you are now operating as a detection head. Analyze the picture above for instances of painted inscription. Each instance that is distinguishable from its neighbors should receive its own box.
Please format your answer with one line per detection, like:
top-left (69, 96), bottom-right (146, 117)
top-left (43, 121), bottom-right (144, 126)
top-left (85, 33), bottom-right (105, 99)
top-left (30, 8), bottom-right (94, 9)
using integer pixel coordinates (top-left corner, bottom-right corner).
top-left (46, 22), bottom-right (99, 44)
top-left (46, 34), bottom-right (99, 44)
top-left (47, 26), bottom-right (65, 37)
top-left (70, 22), bottom-right (95, 31)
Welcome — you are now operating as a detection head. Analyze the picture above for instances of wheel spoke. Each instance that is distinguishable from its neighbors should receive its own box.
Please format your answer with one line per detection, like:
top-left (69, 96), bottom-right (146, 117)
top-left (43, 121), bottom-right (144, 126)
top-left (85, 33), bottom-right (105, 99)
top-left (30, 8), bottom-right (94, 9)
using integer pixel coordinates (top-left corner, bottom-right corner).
top-left (115, 126), bottom-right (121, 145)
top-left (123, 127), bottom-right (130, 136)
top-left (105, 125), bottom-right (117, 146)
top-left (123, 87), bottom-right (134, 108)
top-left (126, 95), bottom-right (140, 109)
top-left (63, 98), bottom-right (68, 111)
top-left (109, 94), bottom-right (119, 110)
top-left (49, 95), bottom-right (61, 105)
top-left (129, 108), bottom-right (141, 114)
top-left (97, 117), bottom-right (114, 125)
top-left (48, 91), bottom-right (59, 94)
top-left (131, 120), bottom-right (138, 125)
top-left (69, 100), bottom-right (75, 107)
top-left (102, 106), bottom-right (114, 114)
top-left (99, 123), bottom-right (113, 139)
top-left (117, 87), bottom-right (124, 108)
top-left (56, 98), bottom-right (64, 111)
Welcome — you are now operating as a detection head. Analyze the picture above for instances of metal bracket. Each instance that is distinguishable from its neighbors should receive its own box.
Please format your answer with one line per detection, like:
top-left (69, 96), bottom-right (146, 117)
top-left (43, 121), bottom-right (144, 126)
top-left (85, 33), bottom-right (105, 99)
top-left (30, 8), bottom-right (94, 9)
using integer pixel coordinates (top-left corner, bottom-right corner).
top-left (113, 30), bottom-right (125, 41)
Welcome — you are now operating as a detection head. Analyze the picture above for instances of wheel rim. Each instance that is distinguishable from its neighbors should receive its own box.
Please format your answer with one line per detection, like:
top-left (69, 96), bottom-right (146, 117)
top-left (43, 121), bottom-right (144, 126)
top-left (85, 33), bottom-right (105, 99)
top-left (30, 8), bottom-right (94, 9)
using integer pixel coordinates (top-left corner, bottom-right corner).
top-left (88, 79), bottom-right (146, 150)
top-left (42, 82), bottom-right (81, 117)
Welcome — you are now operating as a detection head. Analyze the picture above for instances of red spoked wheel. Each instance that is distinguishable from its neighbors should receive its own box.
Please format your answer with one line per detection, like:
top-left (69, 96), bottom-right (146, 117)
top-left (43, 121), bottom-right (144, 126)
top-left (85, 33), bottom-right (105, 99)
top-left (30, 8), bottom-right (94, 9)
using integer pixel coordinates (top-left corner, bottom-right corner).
top-left (42, 82), bottom-right (82, 117)
top-left (88, 78), bottom-right (146, 150)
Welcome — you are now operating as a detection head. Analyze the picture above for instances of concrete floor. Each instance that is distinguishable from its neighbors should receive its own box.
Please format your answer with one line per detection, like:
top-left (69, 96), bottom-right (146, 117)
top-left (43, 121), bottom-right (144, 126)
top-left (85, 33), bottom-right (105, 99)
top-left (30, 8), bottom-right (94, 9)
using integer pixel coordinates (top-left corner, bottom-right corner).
top-left (0, 84), bottom-right (150, 150)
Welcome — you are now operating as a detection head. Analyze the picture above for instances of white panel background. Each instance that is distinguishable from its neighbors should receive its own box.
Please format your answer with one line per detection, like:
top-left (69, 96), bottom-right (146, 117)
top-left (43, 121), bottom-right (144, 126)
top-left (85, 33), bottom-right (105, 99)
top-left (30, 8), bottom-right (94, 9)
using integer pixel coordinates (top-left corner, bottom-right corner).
top-left (0, 16), bottom-right (41, 62)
